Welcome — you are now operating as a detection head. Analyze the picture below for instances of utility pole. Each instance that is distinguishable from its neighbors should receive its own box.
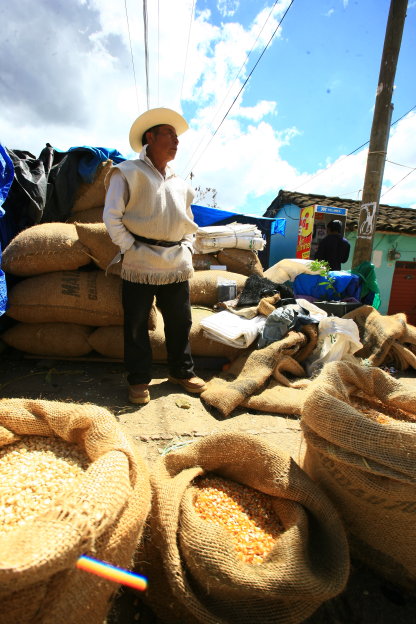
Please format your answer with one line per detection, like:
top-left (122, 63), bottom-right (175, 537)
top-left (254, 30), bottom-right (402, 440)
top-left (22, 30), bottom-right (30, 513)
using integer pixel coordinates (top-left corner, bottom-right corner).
top-left (352, 0), bottom-right (408, 268)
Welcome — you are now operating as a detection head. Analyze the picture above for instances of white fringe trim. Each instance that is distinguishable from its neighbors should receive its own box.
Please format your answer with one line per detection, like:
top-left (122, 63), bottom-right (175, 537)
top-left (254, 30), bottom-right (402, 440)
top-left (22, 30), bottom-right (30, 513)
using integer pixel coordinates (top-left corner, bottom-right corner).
top-left (121, 268), bottom-right (194, 285)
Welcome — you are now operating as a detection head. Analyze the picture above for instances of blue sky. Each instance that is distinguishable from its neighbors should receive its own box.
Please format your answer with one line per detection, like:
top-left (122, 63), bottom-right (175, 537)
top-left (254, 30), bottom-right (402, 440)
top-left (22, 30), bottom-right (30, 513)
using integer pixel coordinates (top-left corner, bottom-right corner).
top-left (1, 0), bottom-right (415, 215)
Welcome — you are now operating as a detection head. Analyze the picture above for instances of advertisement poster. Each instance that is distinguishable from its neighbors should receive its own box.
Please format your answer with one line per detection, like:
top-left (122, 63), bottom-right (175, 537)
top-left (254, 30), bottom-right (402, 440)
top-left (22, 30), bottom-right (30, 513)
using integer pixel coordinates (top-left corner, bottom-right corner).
top-left (296, 205), bottom-right (315, 259)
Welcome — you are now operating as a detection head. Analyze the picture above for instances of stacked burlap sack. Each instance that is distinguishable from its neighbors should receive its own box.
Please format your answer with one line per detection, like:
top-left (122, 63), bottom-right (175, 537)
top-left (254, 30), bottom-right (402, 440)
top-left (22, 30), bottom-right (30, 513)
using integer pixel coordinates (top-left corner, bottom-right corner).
top-left (1, 218), bottom-right (252, 361)
top-left (300, 360), bottom-right (416, 592)
top-left (134, 432), bottom-right (350, 624)
top-left (0, 397), bottom-right (151, 624)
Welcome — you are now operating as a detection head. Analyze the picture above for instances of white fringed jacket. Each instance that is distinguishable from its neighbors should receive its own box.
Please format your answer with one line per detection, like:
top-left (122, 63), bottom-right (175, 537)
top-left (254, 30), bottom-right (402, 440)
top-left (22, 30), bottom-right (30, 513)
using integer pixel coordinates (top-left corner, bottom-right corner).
top-left (103, 146), bottom-right (197, 285)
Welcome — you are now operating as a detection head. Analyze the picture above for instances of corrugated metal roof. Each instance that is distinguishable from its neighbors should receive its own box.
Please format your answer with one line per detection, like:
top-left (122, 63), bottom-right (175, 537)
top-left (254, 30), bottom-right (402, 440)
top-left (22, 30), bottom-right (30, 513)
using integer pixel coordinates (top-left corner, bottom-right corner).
top-left (263, 190), bottom-right (416, 234)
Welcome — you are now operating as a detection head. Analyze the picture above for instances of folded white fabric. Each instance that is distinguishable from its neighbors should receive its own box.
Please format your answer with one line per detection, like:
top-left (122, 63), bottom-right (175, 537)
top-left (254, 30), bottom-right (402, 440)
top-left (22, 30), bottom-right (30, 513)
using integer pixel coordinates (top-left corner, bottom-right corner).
top-left (194, 223), bottom-right (265, 253)
top-left (199, 310), bottom-right (266, 348)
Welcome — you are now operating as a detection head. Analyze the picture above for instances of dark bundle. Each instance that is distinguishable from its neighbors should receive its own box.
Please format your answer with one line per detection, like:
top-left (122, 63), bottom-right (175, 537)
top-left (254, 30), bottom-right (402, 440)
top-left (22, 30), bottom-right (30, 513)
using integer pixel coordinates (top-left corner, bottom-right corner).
top-left (237, 274), bottom-right (294, 308)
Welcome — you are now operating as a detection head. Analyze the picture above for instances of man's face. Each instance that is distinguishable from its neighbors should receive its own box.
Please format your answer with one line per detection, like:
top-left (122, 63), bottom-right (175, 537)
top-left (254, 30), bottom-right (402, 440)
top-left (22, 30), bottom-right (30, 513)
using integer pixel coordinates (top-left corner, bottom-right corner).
top-left (147, 124), bottom-right (179, 162)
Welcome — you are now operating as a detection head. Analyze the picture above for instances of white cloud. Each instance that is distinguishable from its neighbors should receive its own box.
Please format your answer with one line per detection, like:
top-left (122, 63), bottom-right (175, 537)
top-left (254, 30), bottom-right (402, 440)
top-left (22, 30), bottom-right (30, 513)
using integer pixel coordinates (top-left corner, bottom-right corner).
top-left (1, 0), bottom-right (415, 217)
top-left (217, 0), bottom-right (240, 18)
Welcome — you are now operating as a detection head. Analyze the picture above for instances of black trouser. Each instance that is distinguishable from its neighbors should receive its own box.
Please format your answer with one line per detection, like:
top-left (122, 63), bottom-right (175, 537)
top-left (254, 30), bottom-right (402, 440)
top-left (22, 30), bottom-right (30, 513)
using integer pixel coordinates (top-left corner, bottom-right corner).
top-left (122, 280), bottom-right (195, 385)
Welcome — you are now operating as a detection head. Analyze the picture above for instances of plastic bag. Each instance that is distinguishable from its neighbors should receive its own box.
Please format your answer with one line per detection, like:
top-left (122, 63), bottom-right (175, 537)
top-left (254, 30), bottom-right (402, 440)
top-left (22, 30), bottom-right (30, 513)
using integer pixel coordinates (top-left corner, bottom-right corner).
top-left (306, 316), bottom-right (362, 375)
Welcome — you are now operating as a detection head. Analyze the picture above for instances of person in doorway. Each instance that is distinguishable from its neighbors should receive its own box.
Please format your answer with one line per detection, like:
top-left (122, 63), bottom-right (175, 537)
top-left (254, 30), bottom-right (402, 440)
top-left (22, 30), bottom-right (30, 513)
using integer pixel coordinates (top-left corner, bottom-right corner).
top-left (103, 107), bottom-right (206, 405)
top-left (315, 219), bottom-right (351, 271)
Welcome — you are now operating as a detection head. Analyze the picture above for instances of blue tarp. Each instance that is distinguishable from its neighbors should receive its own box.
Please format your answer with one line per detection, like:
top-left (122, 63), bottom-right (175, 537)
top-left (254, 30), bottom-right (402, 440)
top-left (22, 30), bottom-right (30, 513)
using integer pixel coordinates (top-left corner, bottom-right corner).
top-left (293, 271), bottom-right (361, 301)
top-left (0, 144), bottom-right (14, 210)
top-left (191, 204), bottom-right (239, 227)
top-left (0, 144), bottom-right (14, 316)
top-left (67, 146), bottom-right (127, 183)
top-left (191, 204), bottom-right (286, 236)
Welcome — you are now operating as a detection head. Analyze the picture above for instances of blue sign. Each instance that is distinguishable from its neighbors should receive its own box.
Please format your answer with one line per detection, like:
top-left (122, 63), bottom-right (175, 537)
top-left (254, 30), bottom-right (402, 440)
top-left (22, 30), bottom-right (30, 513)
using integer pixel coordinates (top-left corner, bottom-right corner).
top-left (315, 204), bottom-right (347, 215)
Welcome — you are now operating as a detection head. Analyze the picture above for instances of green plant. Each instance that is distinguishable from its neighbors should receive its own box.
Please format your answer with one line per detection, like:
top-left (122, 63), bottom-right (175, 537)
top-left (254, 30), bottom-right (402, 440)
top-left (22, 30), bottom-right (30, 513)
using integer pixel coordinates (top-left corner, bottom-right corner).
top-left (309, 259), bottom-right (341, 300)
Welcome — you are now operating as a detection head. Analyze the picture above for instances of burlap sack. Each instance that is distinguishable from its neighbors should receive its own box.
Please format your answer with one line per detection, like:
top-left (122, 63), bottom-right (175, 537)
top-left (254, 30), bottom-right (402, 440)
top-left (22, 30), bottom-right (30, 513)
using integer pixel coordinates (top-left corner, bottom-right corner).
top-left (217, 248), bottom-right (263, 276)
top-left (0, 398), bottom-right (151, 624)
top-left (1, 322), bottom-right (93, 357)
top-left (189, 270), bottom-right (247, 306)
top-left (135, 432), bottom-right (349, 624)
top-left (67, 207), bottom-right (103, 224)
top-left (1, 223), bottom-right (90, 276)
top-left (192, 253), bottom-right (219, 271)
top-left (88, 307), bottom-right (240, 361)
top-left (75, 222), bottom-right (121, 275)
top-left (240, 358), bottom-right (310, 415)
top-left (300, 360), bottom-right (416, 591)
top-left (6, 270), bottom-right (123, 326)
top-left (72, 160), bottom-right (113, 213)
top-left (201, 325), bottom-right (318, 417)
top-left (344, 305), bottom-right (408, 367)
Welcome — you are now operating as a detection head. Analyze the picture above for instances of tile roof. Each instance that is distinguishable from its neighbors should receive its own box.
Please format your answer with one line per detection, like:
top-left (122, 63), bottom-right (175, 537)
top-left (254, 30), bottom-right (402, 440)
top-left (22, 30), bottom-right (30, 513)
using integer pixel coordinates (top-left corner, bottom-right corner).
top-left (263, 190), bottom-right (416, 235)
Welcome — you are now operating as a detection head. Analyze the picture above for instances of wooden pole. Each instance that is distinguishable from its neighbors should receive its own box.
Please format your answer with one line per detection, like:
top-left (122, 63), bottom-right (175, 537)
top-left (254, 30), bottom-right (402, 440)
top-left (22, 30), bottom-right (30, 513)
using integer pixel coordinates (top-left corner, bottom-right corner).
top-left (351, 0), bottom-right (408, 269)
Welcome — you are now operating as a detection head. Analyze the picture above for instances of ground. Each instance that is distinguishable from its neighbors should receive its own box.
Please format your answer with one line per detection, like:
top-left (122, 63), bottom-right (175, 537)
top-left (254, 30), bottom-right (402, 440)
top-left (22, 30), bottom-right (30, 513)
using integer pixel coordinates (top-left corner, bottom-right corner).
top-left (1, 348), bottom-right (415, 624)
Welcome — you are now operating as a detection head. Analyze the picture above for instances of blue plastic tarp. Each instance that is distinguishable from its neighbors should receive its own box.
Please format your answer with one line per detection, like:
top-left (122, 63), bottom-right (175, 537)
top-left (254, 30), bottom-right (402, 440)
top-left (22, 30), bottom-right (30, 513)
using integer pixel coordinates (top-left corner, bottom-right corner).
top-left (293, 271), bottom-right (361, 301)
top-left (191, 204), bottom-right (243, 227)
top-left (191, 204), bottom-right (286, 236)
top-left (0, 144), bottom-right (14, 212)
top-left (0, 257), bottom-right (6, 316)
top-left (0, 144), bottom-right (13, 316)
top-left (67, 146), bottom-right (126, 183)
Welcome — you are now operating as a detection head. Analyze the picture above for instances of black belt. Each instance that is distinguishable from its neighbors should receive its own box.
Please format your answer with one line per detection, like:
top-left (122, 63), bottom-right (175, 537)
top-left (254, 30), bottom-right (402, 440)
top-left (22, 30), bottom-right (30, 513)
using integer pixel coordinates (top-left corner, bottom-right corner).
top-left (132, 233), bottom-right (181, 247)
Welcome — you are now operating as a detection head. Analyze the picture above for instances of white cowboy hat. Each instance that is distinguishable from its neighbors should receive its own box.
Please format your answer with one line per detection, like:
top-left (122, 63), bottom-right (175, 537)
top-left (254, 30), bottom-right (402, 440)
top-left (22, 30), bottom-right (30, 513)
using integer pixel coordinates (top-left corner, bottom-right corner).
top-left (129, 107), bottom-right (189, 152)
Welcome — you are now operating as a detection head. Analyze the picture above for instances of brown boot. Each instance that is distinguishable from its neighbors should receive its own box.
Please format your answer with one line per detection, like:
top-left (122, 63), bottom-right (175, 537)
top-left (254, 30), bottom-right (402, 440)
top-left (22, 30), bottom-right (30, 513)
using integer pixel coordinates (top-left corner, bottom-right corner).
top-left (128, 384), bottom-right (150, 405)
top-left (168, 376), bottom-right (207, 394)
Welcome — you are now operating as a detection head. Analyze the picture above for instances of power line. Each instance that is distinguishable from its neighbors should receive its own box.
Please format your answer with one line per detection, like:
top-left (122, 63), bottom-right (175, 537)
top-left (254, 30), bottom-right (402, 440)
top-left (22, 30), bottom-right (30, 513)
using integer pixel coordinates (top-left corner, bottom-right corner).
top-left (143, 0), bottom-right (150, 110)
top-left (180, 0), bottom-right (196, 103)
top-left (124, 0), bottom-right (140, 113)
top-left (184, 0), bottom-right (296, 179)
top-left (386, 158), bottom-right (415, 169)
top-left (292, 104), bottom-right (416, 192)
top-left (182, 0), bottom-right (281, 178)
top-left (381, 166), bottom-right (416, 198)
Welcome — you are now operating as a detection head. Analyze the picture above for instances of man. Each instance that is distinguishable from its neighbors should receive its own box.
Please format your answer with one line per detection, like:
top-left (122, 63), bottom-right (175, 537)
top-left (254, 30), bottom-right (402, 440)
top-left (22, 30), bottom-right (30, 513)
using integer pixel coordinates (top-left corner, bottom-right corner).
top-left (103, 107), bottom-right (206, 405)
top-left (315, 219), bottom-right (350, 271)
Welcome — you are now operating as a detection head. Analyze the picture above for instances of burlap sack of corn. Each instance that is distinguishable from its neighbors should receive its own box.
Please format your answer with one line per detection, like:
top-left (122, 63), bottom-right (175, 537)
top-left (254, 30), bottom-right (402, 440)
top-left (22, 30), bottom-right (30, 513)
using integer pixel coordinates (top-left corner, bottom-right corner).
top-left (192, 253), bottom-right (219, 271)
top-left (201, 325), bottom-right (318, 417)
top-left (67, 207), bottom-right (103, 224)
top-left (217, 248), bottom-right (263, 276)
top-left (72, 160), bottom-right (113, 213)
top-left (75, 222), bottom-right (121, 276)
top-left (0, 398), bottom-right (151, 624)
top-left (135, 432), bottom-right (349, 624)
top-left (88, 306), bottom-right (240, 361)
top-left (300, 360), bottom-right (416, 591)
top-left (1, 223), bottom-right (90, 276)
top-left (1, 322), bottom-right (94, 357)
top-left (189, 270), bottom-right (247, 306)
top-left (7, 270), bottom-right (124, 326)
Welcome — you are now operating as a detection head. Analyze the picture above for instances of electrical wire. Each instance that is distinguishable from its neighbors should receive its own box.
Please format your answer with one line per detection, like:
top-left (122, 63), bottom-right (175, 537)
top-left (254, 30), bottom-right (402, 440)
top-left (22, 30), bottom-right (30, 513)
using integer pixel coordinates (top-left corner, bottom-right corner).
top-left (124, 0), bottom-right (140, 113)
top-left (292, 105), bottom-right (416, 192)
top-left (381, 167), bottom-right (416, 198)
top-left (184, 0), bottom-right (296, 179)
top-left (386, 159), bottom-right (415, 169)
top-left (180, 0), bottom-right (196, 103)
top-left (143, 0), bottom-right (150, 110)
